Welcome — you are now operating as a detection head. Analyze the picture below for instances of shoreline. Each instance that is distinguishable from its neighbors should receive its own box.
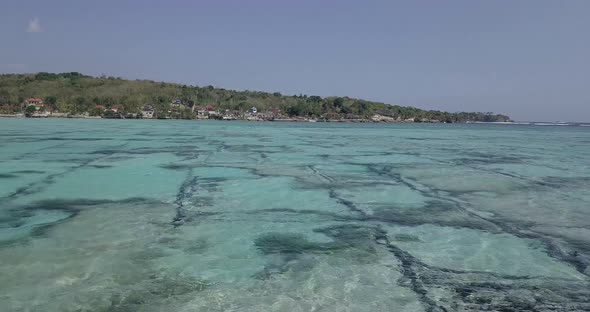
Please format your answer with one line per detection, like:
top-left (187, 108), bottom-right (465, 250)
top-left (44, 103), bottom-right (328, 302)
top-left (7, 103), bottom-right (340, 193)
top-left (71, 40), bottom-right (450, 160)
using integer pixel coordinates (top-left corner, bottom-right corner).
top-left (1, 114), bottom-right (587, 126)
top-left (0, 114), bottom-right (437, 123)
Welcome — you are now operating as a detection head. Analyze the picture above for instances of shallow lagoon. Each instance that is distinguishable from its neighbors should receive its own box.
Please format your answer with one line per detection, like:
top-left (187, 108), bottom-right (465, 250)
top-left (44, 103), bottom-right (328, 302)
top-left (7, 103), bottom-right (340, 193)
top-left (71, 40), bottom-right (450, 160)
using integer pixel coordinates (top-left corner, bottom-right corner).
top-left (0, 119), bottom-right (589, 311)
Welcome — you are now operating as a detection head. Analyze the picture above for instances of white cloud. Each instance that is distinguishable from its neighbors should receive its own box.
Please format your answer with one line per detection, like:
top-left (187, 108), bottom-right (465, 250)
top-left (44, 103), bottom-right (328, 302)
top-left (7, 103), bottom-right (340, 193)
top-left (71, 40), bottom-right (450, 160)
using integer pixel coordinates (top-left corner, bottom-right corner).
top-left (27, 18), bottom-right (42, 33)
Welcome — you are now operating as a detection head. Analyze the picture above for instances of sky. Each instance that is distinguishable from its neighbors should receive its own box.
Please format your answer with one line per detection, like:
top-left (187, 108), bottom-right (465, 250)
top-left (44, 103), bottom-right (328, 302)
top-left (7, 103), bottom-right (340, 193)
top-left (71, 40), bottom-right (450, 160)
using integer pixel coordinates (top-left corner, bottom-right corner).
top-left (1, 0), bottom-right (589, 121)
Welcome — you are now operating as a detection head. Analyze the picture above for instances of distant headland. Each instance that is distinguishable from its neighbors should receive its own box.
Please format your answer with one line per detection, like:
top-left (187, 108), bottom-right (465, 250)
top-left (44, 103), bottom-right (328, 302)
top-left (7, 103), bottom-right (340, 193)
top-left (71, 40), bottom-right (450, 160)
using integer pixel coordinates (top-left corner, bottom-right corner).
top-left (0, 72), bottom-right (511, 123)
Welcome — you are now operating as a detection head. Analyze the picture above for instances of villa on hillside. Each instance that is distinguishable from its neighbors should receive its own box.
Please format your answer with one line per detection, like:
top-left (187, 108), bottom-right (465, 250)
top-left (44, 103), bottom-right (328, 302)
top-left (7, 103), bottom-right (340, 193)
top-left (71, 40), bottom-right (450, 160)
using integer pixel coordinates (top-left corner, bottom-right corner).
top-left (171, 98), bottom-right (183, 108)
top-left (24, 98), bottom-right (46, 112)
top-left (194, 105), bottom-right (220, 119)
top-left (25, 98), bottom-right (43, 106)
top-left (171, 98), bottom-right (196, 109)
top-left (93, 105), bottom-right (121, 117)
top-left (22, 98), bottom-right (50, 117)
top-left (25, 98), bottom-right (46, 111)
top-left (142, 105), bottom-right (155, 119)
top-left (195, 107), bottom-right (207, 119)
top-left (205, 105), bottom-right (219, 117)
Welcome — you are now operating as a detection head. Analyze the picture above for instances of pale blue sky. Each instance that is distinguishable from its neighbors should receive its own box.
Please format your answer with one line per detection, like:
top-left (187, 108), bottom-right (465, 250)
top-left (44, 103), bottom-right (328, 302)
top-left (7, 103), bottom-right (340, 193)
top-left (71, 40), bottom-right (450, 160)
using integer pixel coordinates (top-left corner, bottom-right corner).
top-left (1, 0), bottom-right (589, 121)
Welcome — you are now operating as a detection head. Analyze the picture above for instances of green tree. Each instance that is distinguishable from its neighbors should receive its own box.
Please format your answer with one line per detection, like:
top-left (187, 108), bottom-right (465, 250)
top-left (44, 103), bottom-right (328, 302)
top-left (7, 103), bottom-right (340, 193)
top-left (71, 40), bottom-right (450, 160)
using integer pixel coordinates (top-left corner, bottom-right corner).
top-left (24, 105), bottom-right (36, 117)
top-left (90, 107), bottom-right (103, 116)
top-left (45, 96), bottom-right (58, 110)
top-left (103, 109), bottom-right (116, 118)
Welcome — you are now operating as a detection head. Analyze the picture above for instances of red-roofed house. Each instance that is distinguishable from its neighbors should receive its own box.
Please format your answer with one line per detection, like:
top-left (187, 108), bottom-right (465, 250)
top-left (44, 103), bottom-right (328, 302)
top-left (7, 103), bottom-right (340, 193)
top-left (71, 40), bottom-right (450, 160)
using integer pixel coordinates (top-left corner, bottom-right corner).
top-left (95, 105), bottom-right (106, 110)
top-left (110, 105), bottom-right (120, 113)
top-left (24, 98), bottom-right (45, 111)
top-left (195, 106), bottom-right (207, 119)
top-left (25, 98), bottom-right (43, 106)
top-left (205, 105), bottom-right (220, 117)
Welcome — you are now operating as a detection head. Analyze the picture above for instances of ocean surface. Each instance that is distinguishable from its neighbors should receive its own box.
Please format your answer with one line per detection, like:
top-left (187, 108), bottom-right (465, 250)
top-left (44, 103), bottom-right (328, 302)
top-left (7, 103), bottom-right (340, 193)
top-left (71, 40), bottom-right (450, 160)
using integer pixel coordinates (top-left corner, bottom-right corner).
top-left (0, 119), bottom-right (589, 311)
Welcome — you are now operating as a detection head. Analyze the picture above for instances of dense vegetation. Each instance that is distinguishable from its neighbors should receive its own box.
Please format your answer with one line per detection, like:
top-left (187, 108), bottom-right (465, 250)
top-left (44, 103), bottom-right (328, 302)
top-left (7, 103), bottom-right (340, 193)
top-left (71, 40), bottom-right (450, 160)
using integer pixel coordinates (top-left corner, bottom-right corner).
top-left (0, 72), bottom-right (511, 122)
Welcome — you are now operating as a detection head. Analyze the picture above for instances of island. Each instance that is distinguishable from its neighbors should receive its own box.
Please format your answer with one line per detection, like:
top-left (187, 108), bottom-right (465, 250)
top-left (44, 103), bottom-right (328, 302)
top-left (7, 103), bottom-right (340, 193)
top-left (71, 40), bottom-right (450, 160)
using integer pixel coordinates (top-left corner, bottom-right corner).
top-left (0, 72), bottom-right (511, 123)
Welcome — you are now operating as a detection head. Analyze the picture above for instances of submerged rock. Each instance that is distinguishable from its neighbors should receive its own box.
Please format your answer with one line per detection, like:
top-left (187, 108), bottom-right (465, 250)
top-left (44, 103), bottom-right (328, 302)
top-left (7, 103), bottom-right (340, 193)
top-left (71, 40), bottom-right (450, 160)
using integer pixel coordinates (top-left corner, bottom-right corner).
top-left (254, 232), bottom-right (340, 255)
top-left (392, 234), bottom-right (423, 243)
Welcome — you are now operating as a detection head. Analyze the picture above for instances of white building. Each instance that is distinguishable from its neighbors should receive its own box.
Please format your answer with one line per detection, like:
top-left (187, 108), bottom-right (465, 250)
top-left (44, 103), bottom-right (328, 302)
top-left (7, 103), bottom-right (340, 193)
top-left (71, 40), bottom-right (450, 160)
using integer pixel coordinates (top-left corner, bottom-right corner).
top-left (142, 110), bottom-right (154, 119)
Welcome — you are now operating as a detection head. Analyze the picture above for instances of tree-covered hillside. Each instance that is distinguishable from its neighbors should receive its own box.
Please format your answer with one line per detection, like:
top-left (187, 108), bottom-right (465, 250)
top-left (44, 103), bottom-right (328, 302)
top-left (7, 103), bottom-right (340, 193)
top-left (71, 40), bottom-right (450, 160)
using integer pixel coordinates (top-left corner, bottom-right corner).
top-left (0, 72), bottom-right (511, 122)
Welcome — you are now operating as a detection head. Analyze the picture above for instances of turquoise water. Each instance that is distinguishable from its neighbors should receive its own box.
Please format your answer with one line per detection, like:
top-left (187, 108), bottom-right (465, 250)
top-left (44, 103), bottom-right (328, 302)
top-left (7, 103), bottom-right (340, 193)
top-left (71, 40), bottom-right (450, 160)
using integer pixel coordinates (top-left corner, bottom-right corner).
top-left (0, 119), bottom-right (589, 311)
